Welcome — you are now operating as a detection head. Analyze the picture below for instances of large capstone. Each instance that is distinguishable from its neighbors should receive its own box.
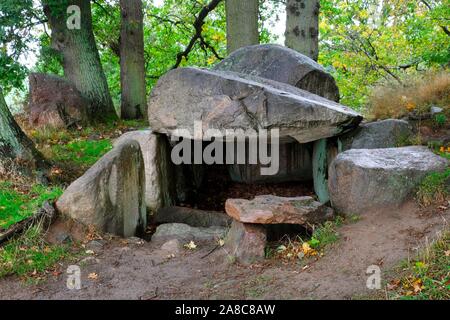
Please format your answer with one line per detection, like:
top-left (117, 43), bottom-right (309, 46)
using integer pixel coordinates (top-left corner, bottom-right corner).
top-left (148, 67), bottom-right (362, 144)
top-left (113, 130), bottom-right (175, 213)
top-left (56, 140), bottom-right (146, 237)
top-left (214, 44), bottom-right (340, 102)
top-left (28, 73), bottom-right (89, 128)
top-left (328, 146), bottom-right (449, 214)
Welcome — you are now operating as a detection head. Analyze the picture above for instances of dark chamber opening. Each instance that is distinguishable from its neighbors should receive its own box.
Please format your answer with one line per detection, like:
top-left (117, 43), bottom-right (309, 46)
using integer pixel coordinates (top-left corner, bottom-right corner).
top-left (177, 164), bottom-right (315, 212)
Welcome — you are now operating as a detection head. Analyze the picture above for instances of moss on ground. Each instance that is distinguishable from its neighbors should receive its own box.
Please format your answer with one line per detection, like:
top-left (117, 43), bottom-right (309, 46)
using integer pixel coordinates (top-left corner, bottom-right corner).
top-left (0, 182), bottom-right (62, 230)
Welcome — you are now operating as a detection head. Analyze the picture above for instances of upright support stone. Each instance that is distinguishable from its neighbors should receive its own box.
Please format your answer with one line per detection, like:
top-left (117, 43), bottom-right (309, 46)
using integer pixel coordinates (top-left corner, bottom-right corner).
top-left (114, 130), bottom-right (176, 213)
top-left (224, 220), bottom-right (267, 265)
top-left (56, 141), bottom-right (146, 237)
top-left (313, 139), bottom-right (330, 204)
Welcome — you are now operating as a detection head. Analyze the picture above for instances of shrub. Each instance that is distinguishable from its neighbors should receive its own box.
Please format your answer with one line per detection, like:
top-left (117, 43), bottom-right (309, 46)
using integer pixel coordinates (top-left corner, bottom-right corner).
top-left (417, 169), bottom-right (450, 207)
top-left (0, 224), bottom-right (69, 279)
top-left (434, 114), bottom-right (447, 127)
top-left (367, 72), bottom-right (450, 120)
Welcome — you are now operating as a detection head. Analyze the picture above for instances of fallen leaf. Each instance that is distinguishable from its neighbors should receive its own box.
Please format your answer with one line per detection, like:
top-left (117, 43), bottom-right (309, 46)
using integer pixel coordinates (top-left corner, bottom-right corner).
top-left (88, 273), bottom-right (98, 280)
top-left (184, 241), bottom-right (197, 250)
top-left (387, 279), bottom-right (401, 290)
top-left (85, 250), bottom-right (95, 255)
top-left (218, 239), bottom-right (225, 247)
top-left (413, 279), bottom-right (423, 293)
top-left (302, 242), bottom-right (312, 254)
top-left (445, 250), bottom-right (450, 257)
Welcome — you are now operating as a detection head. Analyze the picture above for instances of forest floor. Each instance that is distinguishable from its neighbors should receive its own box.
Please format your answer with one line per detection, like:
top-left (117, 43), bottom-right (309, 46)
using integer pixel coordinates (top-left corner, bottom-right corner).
top-left (0, 201), bottom-right (448, 300)
top-left (0, 116), bottom-right (449, 300)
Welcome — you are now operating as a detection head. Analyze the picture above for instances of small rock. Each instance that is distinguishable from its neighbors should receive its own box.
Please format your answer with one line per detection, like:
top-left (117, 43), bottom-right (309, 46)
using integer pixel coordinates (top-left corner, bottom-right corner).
top-left (80, 256), bottom-right (100, 265)
top-left (55, 232), bottom-right (72, 244)
top-left (85, 240), bottom-right (106, 252)
top-left (430, 106), bottom-right (443, 115)
top-left (126, 237), bottom-right (145, 245)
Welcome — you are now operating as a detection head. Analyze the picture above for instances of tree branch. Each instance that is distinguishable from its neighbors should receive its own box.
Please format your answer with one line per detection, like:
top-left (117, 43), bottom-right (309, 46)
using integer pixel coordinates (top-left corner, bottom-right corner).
top-left (171, 0), bottom-right (223, 70)
top-left (419, 0), bottom-right (450, 36)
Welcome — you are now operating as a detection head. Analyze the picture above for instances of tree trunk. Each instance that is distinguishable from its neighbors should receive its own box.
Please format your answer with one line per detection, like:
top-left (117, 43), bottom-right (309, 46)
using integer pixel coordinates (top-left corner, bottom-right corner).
top-left (119, 0), bottom-right (147, 119)
top-left (0, 88), bottom-right (44, 170)
top-left (225, 0), bottom-right (259, 54)
top-left (43, 0), bottom-right (117, 121)
top-left (285, 0), bottom-right (320, 61)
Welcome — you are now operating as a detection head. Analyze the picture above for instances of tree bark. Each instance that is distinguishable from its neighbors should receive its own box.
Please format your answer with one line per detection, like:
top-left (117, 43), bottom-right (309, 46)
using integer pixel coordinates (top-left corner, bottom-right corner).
top-left (285, 0), bottom-right (320, 61)
top-left (119, 0), bottom-right (147, 119)
top-left (43, 0), bottom-right (117, 121)
top-left (0, 87), bottom-right (44, 170)
top-left (225, 0), bottom-right (259, 54)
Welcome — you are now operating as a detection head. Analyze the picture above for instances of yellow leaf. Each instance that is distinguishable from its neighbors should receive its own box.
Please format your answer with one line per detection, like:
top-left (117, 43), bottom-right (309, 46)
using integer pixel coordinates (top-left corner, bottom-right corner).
top-left (88, 273), bottom-right (98, 280)
top-left (302, 242), bottom-right (312, 254)
top-left (413, 279), bottom-right (423, 293)
top-left (184, 241), bottom-right (197, 250)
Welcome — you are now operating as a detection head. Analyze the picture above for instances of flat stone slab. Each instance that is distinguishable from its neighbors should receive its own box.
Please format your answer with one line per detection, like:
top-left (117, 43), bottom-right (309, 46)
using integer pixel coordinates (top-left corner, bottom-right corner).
top-left (225, 195), bottom-right (334, 225)
top-left (154, 206), bottom-right (232, 228)
top-left (214, 44), bottom-right (340, 102)
top-left (151, 223), bottom-right (227, 243)
top-left (329, 146), bottom-right (449, 214)
top-left (148, 67), bottom-right (362, 143)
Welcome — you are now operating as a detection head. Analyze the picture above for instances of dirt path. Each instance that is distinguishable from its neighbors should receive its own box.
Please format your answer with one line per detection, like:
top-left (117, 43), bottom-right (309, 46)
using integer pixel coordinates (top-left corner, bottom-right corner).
top-left (0, 202), bottom-right (448, 300)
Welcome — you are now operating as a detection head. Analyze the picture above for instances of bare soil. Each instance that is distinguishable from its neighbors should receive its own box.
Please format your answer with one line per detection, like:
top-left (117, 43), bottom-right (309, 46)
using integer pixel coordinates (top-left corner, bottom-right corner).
top-left (0, 202), bottom-right (448, 300)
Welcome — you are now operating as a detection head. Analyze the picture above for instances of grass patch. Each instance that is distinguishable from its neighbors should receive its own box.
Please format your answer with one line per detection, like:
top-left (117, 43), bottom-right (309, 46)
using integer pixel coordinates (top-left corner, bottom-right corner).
top-left (0, 182), bottom-right (62, 230)
top-left (309, 216), bottom-right (345, 249)
top-left (23, 118), bottom-right (148, 183)
top-left (367, 71), bottom-right (450, 120)
top-left (51, 139), bottom-right (113, 167)
top-left (417, 168), bottom-right (450, 207)
top-left (0, 223), bottom-right (71, 281)
top-left (386, 231), bottom-right (449, 300)
top-left (269, 216), bottom-right (345, 262)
